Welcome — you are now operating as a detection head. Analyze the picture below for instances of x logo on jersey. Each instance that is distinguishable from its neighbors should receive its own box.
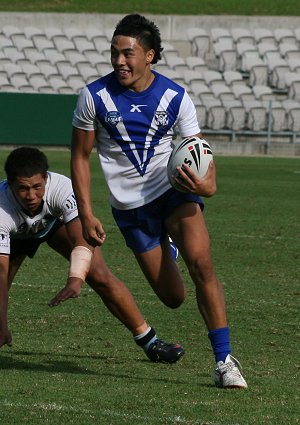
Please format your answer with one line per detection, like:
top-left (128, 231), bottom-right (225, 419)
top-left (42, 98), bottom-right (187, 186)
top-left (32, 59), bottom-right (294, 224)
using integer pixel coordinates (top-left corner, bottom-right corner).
top-left (130, 104), bottom-right (147, 112)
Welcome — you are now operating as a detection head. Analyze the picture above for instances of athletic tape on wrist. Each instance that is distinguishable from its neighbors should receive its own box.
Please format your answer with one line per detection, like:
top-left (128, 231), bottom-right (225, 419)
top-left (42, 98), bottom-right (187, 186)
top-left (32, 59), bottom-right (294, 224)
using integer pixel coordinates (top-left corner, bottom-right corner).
top-left (68, 246), bottom-right (93, 281)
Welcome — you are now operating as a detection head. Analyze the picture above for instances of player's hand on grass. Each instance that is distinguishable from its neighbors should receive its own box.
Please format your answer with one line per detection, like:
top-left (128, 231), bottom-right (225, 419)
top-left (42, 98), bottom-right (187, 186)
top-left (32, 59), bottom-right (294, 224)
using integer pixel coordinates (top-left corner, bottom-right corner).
top-left (0, 329), bottom-right (13, 348)
top-left (175, 160), bottom-right (217, 197)
top-left (48, 277), bottom-right (84, 307)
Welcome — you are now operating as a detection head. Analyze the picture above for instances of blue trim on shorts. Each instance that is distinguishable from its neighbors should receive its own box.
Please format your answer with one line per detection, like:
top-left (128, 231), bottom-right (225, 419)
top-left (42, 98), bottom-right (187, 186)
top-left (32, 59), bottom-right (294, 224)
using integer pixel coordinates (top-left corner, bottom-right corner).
top-left (112, 188), bottom-right (204, 253)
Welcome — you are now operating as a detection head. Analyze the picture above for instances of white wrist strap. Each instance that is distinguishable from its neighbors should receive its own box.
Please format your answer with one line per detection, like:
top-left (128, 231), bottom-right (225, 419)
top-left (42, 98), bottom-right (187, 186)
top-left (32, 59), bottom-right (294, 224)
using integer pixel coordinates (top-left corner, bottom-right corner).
top-left (68, 246), bottom-right (93, 281)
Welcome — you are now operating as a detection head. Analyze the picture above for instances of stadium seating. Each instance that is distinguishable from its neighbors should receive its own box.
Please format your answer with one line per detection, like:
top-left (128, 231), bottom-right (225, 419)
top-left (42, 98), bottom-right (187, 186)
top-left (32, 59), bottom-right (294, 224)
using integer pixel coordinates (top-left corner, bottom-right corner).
top-left (1, 22), bottom-right (300, 138)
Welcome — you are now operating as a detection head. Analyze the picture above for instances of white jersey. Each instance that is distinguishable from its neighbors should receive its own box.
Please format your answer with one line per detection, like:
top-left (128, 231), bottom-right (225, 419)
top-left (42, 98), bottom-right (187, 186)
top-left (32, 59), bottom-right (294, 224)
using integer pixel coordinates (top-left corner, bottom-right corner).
top-left (0, 172), bottom-right (78, 255)
top-left (72, 70), bottom-right (200, 210)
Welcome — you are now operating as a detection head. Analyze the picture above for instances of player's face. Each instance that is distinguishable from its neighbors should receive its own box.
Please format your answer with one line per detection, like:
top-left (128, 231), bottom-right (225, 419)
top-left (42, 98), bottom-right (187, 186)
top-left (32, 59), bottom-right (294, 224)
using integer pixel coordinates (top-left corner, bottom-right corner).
top-left (111, 35), bottom-right (155, 92)
top-left (10, 173), bottom-right (47, 216)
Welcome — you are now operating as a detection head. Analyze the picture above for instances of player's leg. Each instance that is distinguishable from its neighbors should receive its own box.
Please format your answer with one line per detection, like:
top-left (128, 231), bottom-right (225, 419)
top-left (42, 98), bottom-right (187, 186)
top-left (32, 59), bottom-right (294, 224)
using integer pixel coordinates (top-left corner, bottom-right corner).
top-left (48, 224), bottom-right (184, 362)
top-left (166, 202), bottom-right (247, 388)
top-left (166, 201), bottom-right (227, 330)
top-left (133, 238), bottom-right (186, 308)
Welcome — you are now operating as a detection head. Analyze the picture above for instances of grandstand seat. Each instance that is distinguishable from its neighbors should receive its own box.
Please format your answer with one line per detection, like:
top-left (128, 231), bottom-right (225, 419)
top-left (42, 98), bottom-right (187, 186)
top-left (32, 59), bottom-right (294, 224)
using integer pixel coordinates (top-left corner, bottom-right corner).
top-left (10, 75), bottom-right (33, 92)
top-left (44, 27), bottom-right (65, 40)
top-left (0, 35), bottom-right (14, 49)
top-left (23, 26), bottom-right (45, 40)
top-left (231, 28), bottom-right (255, 45)
top-left (83, 51), bottom-right (109, 67)
top-left (64, 27), bottom-right (86, 42)
top-left (273, 28), bottom-right (297, 45)
top-left (186, 28), bottom-right (210, 58)
top-left (43, 48), bottom-right (69, 66)
top-left (294, 28), bottom-right (300, 45)
top-left (211, 83), bottom-right (235, 101)
top-left (12, 36), bottom-right (35, 52)
top-left (279, 42), bottom-right (300, 61)
top-left (159, 68), bottom-right (184, 84)
top-left (64, 51), bottom-right (89, 67)
top-left (222, 98), bottom-right (246, 130)
top-left (2, 25), bottom-right (24, 38)
top-left (232, 84), bottom-right (255, 102)
top-left (2, 47), bottom-right (26, 64)
top-left (191, 82), bottom-right (214, 99)
top-left (252, 84), bottom-right (274, 101)
top-left (204, 98), bottom-right (227, 130)
top-left (243, 100), bottom-right (267, 131)
top-left (284, 72), bottom-right (300, 101)
top-left (266, 56), bottom-right (290, 89)
top-left (262, 100), bottom-right (287, 131)
top-left (257, 42), bottom-right (278, 59)
top-left (21, 63), bottom-right (44, 78)
top-left (53, 38), bottom-right (76, 53)
top-left (73, 38), bottom-right (96, 54)
top-left (202, 70), bottom-right (223, 87)
top-left (24, 49), bottom-right (49, 66)
top-left (223, 70), bottom-right (246, 86)
top-left (161, 41), bottom-right (179, 59)
top-left (37, 62), bottom-right (60, 78)
top-left (213, 40), bottom-right (237, 71)
top-left (287, 58), bottom-right (300, 72)
top-left (253, 28), bottom-right (276, 45)
top-left (165, 56), bottom-right (189, 74)
top-left (184, 56), bottom-right (208, 72)
top-left (85, 28), bottom-right (108, 43)
top-left (183, 69), bottom-right (205, 86)
top-left (4, 62), bottom-right (25, 78)
top-left (282, 99), bottom-right (300, 132)
top-left (211, 28), bottom-right (233, 45)
top-left (34, 37), bottom-right (55, 52)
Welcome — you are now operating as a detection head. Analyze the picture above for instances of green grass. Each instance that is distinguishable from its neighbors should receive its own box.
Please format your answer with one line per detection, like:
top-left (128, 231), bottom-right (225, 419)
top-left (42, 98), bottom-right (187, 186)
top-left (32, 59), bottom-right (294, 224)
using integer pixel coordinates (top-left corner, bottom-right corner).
top-left (0, 0), bottom-right (299, 15)
top-left (0, 150), bottom-right (299, 424)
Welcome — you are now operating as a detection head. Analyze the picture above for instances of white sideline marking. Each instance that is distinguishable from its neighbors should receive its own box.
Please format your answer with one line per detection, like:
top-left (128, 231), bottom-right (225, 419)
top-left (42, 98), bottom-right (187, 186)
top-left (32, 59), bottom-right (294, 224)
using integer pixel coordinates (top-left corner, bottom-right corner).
top-left (0, 399), bottom-right (240, 425)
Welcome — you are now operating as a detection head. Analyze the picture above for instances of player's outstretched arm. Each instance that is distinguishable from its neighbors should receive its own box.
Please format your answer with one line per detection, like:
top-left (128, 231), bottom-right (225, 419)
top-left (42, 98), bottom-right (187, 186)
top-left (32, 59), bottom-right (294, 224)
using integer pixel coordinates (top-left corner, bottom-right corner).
top-left (48, 277), bottom-right (84, 307)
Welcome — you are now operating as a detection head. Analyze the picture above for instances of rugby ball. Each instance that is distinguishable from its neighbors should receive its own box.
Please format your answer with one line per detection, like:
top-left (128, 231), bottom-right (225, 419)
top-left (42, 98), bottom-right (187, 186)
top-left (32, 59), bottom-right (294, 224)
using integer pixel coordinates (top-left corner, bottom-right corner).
top-left (167, 136), bottom-right (213, 192)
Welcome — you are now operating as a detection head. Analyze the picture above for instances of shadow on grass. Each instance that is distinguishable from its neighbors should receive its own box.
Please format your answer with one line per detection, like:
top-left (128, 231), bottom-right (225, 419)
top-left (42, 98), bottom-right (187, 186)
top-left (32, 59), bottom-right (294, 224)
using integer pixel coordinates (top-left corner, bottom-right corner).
top-left (0, 349), bottom-right (213, 387)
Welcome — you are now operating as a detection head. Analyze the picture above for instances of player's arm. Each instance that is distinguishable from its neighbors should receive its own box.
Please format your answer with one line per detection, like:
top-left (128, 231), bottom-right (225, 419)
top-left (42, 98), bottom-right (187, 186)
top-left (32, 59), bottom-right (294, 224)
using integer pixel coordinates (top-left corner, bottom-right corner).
top-left (48, 217), bottom-right (94, 307)
top-left (71, 127), bottom-right (106, 246)
top-left (0, 255), bottom-right (13, 348)
top-left (174, 133), bottom-right (217, 197)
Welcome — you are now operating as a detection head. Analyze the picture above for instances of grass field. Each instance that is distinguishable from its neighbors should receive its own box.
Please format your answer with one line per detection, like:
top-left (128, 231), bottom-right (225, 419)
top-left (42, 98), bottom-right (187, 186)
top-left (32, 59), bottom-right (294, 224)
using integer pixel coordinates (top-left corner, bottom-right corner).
top-left (0, 150), bottom-right (299, 425)
top-left (0, 0), bottom-right (299, 15)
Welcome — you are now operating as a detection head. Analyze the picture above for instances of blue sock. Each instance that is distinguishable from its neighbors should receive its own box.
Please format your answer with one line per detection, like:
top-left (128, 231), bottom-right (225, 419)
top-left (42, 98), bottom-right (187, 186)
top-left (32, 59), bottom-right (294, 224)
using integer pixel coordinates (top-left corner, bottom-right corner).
top-left (208, 327), bottom-right (231, 363)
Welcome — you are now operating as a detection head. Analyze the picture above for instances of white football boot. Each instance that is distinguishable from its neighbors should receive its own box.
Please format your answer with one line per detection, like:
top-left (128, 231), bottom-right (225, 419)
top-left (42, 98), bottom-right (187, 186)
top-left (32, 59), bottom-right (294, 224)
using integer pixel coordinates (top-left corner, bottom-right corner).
top-left (214, 354), bottom-right (248, 389)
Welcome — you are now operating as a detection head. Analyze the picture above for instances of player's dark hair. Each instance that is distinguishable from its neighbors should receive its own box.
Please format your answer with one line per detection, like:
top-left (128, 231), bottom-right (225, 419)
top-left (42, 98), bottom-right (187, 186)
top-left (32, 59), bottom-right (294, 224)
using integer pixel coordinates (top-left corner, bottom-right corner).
top-left (5, 147), bottom-right (49, 183)
top-left (112, 13), bottom-right (163, 64)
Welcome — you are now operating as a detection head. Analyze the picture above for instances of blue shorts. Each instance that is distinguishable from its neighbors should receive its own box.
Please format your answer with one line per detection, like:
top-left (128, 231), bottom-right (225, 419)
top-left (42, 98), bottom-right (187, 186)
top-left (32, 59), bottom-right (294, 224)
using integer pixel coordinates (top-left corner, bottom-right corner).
top-left (112, 188), bottom-right (204, 253)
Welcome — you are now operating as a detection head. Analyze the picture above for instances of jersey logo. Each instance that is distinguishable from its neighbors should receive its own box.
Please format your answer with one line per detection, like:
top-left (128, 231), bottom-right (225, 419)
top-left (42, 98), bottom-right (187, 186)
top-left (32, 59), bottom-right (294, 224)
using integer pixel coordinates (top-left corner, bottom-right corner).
top-left (154, 111), bottom-right (169, 127)
top-left (105, 111), bottom-right (122, 127)
top-left (130, 104), bottom-right (147, 112)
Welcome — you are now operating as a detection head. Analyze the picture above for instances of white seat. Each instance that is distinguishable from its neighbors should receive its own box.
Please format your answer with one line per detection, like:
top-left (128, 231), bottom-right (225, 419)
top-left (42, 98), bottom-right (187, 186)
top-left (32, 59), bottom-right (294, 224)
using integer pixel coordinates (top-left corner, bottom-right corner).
top-left (279, 42), bottom-right (300, 61)
top-left (190, 82), bottom-right (213, 98)
top-left (294, 28), bottom-right (300, 45)
top-left (211, 83), bottom-right (235, 101)
top-left (37, 62), bottom-right (60, 78)
top-left (243, 100), bottom-right (267, 131)
top-left (240, 50), bottom-right (261, 72)
top-left (282, 99), bottom-right (300, 131)
top-left (83, 51), bottom-right (109, 66)
top-left (232, 84), bottom-right (255, 102)
top-left (248, 62), bottom-right (268, 86)
top-left (159, 69), bottom-right (184, 84)
top-left (21, 63), bottom-right (44, 78)
top-left (262, 100), bottom-right (287, 131)
top-left (34, 38), bottom-right (55, 52)
top-left (231, 28), bottom-right (255, 45)
top-left (2, 25), bottom-right (23, 38)
top-left (253, 28), bottom-right (276, 45)
top-left (48, 75), bottom-right (73, 93)
top-left (222, 99), bottom-right (246, 130)
top-left (56, 63), bottom-right (80, 79)
top-left (53, 38), bottom-right (75, 53)
top-left (44, 27), bottom-right (65, 40)
top-left (213, 41), bottom-right (237, 71)
top-left (85, 28), bottom-right (107, 42)
top-left (64, 51), bottom-right (89, 66)
top-left (23, 26), bottom-right (45, 39)
top-left (257, 42), bottom-right (278, 59)
top-left (266, 57), bottom-right (290, 89)
top-left (273, 28), bottom-right (297, 45)
top-left (10, 75), bottom-right (32, 91)
top-left (24, 49), bottom-right (48, 65)
top-left (192, 97), bottom-right (207, 128)
top-left (185, 56), bottom-right (208, 72)
top-left (161, 41), bottom-right (179, 59)
top-left (12, 36), bottom-right (35, 52)
top-left (29, 75), bottom-right (53, 92)
top-left (287, 58), bottom-right (300, 72)
top-left (74, 38), bottom-right (96, 54)
top-left (4, 63), bottom-right (25, 77)
top-left (2, 47), bottom-right (26, 63)
top-left (92, 39), bottom-right (111, 59)
top-left (223, 70), bottom-right (245, 86)
top-left (186, 28), bottom-right (210, 58)
top-left (43, 49), bottom-right (69, 66)
top-left (0, 35), bottom-right (14, 49)
top-left (202, 70), bottom-right (223, 87)
top-left (204, 98), bottom-right (227, 130)
top-left (211, 28), bottom-right (233, 44)
top-left (64, 27), bottom-right (86, 42)
top-left (284, 72), bottom-right (300, 100)
top-left (252, 85), bottom-right (274, 101)
top-left (67, 76), bottom-right (86, 93)
top-left (183, 69), bottom-right (204, 86)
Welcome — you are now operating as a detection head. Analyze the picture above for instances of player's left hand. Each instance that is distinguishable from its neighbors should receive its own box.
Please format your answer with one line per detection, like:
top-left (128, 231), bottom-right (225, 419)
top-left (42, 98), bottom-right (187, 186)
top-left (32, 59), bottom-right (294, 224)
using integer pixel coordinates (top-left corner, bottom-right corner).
top-left (48, 277), bottom-right (84, 307)
top-left (174, 160), bottom-right (217, 197)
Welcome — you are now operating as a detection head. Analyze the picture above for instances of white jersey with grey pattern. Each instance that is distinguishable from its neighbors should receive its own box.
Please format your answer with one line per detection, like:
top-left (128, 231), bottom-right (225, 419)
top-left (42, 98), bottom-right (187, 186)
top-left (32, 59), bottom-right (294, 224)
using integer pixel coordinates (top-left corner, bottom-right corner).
top-left (72, 71), bottom-right (200, 210)
top-left (0, 172), bottom-right (78, 255)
